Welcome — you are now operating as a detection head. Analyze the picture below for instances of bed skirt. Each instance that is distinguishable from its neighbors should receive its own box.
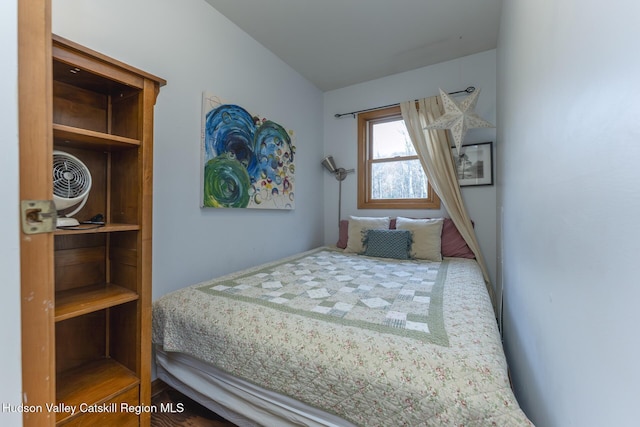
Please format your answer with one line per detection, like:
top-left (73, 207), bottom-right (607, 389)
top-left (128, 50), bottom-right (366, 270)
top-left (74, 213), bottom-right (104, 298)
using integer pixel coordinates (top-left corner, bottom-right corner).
top-left (155, 347), bottom-right (358, 427)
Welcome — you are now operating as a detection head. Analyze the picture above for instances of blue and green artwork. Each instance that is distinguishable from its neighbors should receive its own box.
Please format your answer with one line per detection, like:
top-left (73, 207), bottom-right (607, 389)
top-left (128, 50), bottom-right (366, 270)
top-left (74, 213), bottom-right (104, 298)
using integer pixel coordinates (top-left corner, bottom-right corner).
top-left (201, 94), bottom-right (295, 209)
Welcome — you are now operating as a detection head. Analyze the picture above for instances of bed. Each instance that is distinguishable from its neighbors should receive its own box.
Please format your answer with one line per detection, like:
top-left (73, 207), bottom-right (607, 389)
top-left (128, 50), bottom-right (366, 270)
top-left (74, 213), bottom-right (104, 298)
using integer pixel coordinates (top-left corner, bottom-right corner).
top-left (153, 218), bottom-right (533, 426)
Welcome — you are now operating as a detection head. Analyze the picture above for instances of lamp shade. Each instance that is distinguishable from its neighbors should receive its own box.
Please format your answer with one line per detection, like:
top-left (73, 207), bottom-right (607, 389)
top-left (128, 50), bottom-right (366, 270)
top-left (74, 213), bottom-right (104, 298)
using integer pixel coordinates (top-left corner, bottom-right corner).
top-left (321, 155), bottom-right (338, 173)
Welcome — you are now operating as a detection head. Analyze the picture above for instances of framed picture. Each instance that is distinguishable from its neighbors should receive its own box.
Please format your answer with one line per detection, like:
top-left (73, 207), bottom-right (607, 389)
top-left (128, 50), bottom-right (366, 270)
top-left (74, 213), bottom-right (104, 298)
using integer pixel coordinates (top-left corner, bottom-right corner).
top-left (451, 142), bottom-right (493, 186)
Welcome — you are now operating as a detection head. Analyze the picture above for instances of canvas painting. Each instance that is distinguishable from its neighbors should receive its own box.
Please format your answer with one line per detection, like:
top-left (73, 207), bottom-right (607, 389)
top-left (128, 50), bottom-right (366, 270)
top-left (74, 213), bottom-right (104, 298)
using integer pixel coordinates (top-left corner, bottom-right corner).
top-left (201, 93), bottom-right (295, 209)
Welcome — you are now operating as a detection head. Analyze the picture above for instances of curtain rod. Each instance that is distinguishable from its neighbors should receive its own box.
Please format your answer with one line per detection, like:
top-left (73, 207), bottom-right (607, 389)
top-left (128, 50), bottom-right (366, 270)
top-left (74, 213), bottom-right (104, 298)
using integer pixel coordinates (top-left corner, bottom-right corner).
top-left (333, 86), bottom-right (476, 119)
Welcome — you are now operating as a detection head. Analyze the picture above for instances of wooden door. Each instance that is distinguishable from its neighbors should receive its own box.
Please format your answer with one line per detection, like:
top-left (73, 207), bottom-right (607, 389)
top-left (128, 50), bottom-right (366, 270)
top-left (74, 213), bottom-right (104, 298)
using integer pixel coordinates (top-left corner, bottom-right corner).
top-left (18, 0), bottom-right (55, 426)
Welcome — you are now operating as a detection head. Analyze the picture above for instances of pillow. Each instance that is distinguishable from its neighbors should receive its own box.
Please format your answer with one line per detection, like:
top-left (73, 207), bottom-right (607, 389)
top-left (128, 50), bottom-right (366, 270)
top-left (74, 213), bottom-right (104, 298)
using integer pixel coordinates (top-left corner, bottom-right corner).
top-left (363, 229), bottom-right (412, 260)
top-left (337, 219), bottom-right (349, 249)
top-left (344, 216), bottom-right (390, 253)
top-left (395, 217), bottom-right (443, 261)
top-left (440, 218), bottom-right (475, 259)
top-left (339, 217), bottom-right (476, 259)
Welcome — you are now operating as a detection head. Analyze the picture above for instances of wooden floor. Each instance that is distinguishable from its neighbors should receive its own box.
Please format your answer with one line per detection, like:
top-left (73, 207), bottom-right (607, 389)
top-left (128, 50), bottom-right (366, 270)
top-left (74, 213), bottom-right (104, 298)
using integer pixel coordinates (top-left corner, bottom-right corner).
top-left (151, 381), bottom-right (238, 427)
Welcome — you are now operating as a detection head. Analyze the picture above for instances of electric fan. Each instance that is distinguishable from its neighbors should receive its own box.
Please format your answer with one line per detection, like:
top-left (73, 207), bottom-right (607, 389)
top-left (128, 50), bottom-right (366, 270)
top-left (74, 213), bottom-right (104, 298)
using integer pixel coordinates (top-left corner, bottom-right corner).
top-left (52, 150), bottom-right (92, 227)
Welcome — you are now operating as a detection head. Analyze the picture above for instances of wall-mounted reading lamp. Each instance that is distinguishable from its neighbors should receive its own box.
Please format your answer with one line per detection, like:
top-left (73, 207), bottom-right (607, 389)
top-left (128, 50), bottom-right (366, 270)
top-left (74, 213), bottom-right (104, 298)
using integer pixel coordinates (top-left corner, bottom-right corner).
top-left (322, 155), bottom-right (354, 227)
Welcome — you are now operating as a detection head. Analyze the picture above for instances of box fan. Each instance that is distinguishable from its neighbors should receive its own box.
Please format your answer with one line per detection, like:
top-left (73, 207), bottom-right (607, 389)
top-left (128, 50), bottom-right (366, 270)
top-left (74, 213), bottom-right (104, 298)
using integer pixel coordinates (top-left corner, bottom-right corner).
top-left (52, 150), bottom-right (92, 227)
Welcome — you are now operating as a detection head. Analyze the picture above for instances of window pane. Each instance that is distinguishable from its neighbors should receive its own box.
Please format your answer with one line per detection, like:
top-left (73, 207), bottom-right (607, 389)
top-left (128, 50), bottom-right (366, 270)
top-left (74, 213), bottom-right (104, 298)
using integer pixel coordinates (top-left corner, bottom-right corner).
top-left (357, 106), bottom-right (440, 209)
top-left (371, 159), bottom-right (427, 199)
top-left (371, 119), bottom-right (416, 159)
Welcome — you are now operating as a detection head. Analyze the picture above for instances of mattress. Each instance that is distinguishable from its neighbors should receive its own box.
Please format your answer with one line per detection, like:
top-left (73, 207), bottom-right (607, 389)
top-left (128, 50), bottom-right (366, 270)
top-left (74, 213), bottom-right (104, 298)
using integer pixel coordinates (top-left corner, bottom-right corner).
top-left (153, 246), bottom-right (533, 426)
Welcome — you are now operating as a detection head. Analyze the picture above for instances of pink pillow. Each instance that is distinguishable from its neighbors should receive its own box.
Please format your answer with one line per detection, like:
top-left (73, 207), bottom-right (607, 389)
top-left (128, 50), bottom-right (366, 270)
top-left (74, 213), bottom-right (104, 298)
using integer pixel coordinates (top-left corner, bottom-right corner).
top-left (337, 220), bottom-right (349, 248)
top-left (337, 217), bottom-right (475, 259)
top-left (440, 218), bottom-right (475, 259)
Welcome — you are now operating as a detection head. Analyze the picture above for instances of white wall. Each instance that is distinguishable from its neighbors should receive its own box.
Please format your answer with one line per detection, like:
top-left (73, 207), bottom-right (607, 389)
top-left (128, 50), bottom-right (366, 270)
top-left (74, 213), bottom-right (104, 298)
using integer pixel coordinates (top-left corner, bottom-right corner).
top-left (0, 0), bottom-right (24, 425)
top-left (52, 0), bottom-right (325, 299)
top-left (497, 1), bottom-right (640, 426)
top-left (323, 50), bottom-right (498, 284)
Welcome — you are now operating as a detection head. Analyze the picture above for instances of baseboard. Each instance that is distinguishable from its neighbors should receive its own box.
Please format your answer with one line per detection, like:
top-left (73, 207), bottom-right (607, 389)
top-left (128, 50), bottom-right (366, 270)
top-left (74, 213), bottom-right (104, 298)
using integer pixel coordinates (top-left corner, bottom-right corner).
top-left (151, 378), bottom-right (170, 398)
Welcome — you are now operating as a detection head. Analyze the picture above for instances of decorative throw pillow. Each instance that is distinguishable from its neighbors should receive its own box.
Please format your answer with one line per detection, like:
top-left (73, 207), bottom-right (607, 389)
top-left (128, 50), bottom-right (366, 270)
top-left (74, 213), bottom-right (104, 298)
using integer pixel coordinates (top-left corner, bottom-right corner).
top-left (363, 229), bottom-right (412, 260)
top-left (344, 216), bottom-right (390, 253)
top-left (395, 217), bottom-right (444, 261)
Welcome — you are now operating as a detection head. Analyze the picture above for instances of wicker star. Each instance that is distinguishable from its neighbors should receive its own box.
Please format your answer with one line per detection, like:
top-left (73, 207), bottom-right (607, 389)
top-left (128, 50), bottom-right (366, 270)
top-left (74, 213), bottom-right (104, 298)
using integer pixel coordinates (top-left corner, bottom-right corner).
top-left (425, 88), bottom-right (494, 154)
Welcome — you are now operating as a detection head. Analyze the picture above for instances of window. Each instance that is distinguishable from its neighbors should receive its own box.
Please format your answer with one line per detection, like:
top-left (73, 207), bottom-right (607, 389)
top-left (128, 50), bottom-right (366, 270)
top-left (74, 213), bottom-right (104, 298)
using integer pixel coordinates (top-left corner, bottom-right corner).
top-left (357, 106), bottom-right (440, 209)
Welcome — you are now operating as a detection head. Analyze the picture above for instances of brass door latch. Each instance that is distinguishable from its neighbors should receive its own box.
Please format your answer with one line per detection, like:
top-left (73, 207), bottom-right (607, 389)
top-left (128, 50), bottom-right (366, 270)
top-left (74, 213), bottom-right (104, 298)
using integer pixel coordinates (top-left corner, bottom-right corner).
top-left (21, 200), bottom-right (57, 234)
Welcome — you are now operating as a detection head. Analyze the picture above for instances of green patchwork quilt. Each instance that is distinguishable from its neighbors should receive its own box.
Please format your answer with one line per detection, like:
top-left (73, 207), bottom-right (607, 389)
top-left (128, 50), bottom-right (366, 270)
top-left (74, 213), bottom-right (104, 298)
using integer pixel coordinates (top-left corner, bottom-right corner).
top-left (153, 247), bottom-right (533, 426)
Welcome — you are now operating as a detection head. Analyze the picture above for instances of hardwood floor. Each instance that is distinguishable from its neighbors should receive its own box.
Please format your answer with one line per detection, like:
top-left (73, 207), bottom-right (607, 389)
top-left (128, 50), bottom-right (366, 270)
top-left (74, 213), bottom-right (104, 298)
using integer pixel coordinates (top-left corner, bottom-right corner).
top-left (151, 381), bottom-right (238, 427)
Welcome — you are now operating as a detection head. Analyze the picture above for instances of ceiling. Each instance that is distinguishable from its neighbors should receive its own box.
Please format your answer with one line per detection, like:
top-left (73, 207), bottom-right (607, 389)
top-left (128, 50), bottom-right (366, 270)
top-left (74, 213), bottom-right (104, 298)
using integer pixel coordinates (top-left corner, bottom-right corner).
top-left (204, 0), bottom-right (502, 92)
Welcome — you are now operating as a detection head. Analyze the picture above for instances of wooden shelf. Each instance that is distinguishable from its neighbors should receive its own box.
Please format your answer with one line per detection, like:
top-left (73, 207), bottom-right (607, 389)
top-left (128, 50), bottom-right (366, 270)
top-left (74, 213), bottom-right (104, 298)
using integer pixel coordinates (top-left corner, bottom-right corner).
top-left (55, 284), bottom-right (139, 322)
top-left (53, 123), bottom-right (140, 150)
top-left (56, 358), bottom-right (140, 424)
top-left (54, 223), bottom-right (140, 236)
top-left (28, 34), bottom-right (167, 427)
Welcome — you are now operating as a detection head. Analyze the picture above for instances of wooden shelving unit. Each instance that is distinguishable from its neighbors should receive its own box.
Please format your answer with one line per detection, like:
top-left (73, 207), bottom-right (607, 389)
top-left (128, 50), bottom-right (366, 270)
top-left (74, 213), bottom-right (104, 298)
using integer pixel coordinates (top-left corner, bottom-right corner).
top-left (49, 35), bottom-right (165, 426)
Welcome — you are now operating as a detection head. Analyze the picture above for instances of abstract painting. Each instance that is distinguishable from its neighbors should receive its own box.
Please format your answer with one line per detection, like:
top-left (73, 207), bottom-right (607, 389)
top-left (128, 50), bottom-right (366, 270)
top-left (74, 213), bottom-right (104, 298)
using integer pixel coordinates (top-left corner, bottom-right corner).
top-left (201, 93), bottom-right (295, 209)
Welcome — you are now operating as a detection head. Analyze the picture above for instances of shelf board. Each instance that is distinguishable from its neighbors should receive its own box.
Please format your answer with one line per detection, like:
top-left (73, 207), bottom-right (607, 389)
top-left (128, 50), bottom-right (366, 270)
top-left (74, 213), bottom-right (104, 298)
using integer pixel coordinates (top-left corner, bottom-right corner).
top-left (54, 223), bottom-right (139, 235)
top-left (55, 283), bottom-right (139, 322)
top-left (56, 358), bottom-right (139, 424)
top-left (53, 123), bottom-right (140, 150)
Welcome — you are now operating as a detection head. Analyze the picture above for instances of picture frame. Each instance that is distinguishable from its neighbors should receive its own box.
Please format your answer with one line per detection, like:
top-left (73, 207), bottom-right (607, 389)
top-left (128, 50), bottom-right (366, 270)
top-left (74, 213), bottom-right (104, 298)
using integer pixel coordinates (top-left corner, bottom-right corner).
top-left (451, 142), bottom-right (493, 186)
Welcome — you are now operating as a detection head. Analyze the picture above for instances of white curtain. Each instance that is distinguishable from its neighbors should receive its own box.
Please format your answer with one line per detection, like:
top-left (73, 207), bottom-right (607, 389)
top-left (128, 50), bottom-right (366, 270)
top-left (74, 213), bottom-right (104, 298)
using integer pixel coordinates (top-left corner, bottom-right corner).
top-left (400, 96), bottom-right (497, 314)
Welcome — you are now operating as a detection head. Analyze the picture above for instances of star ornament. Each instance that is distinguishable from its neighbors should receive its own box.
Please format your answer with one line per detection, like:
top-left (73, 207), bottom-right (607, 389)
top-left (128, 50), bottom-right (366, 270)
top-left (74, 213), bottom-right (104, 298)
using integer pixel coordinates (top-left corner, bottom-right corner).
top-left (424, 88), bottom-right (494, 154)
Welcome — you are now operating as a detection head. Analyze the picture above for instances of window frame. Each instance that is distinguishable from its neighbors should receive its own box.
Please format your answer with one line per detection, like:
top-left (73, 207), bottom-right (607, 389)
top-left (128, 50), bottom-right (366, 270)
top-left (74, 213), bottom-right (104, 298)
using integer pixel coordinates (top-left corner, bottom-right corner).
top-left (357, 105), bottom-right (440, 209)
